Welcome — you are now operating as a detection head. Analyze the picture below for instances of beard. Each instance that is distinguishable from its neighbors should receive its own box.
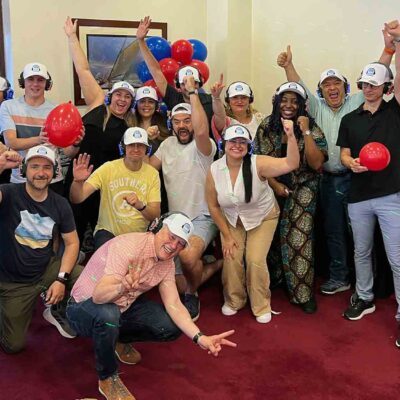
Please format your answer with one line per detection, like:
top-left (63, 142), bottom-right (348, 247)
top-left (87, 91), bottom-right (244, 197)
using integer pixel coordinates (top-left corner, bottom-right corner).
top-left (174, 128), bottom-right (194, 145)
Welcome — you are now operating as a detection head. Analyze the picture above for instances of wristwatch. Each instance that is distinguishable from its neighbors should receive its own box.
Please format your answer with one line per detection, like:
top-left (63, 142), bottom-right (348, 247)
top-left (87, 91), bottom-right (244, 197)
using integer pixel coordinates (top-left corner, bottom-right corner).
top-left (188, 89), bottom-right (198, 95)
top-left (56, 271), bottom-right (70, 284)
top-left (304, 130), bottom-right (311, 136)
top-left (136, 203), bottom-right (147, 212)
top-left (192, 331), bottom-right (204, 344)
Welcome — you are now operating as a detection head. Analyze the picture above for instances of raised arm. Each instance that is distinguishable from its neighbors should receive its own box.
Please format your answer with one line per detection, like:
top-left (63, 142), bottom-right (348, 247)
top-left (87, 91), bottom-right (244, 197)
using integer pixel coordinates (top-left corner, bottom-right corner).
top-left (257, 119), bottom-right (299, 178)
top-left (136, 16), bottom-right (168, 97)
top-left (384, 20), bottom-right (400, 104)
top-left (210, 73), bottom-right (227, 134)
top-left (69, 153), bottom-right (96, 203)
top-left (64, 17), bottom-right (104, 111)
top-left (277, 45), bottom-right (301, 82)
top-left (378, 26), bottom-right (396, 66)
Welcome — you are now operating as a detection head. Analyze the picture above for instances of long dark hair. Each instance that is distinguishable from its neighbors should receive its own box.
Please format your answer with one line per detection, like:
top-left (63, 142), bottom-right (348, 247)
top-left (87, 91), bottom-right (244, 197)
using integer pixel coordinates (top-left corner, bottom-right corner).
top-left (133, 109), bottom-right (169, 141)
top-left (266, 92), bottom-right (315, 139)
top-left (221, 141), bottom-right (253, 203)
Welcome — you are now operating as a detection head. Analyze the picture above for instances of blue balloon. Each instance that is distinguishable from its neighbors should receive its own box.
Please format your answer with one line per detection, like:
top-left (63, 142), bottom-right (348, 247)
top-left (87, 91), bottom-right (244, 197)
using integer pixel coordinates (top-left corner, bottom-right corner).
top-left (159, 102), bottom-right (168, 116)
top-left (188, 39), bottom-right (208, 62)
top-left (136, 61), bottom-right (152, 83)
top-left (146, 36), bottom-right (171, 61)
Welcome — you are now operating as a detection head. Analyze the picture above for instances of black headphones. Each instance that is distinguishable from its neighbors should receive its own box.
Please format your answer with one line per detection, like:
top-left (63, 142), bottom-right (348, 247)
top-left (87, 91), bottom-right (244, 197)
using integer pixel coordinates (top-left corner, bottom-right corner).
top-left (175, 66), bottom-right (203, 89)
top-left (1, 78), bottom-right (14, 100)
top-left (224, 81), bottom-right (254, 104)
top-left (18, 71), bottom-right (53, 91)
top-left (104, 91), bottom-right (135, 109)
top-left (147, 211), bottom-right (191, 235)
top-left (356, 62), bottom-right (394, 94)
top-left (317, 74), bottom-right (349, 98)
top-left (20, 157), bottom-right (58, 178)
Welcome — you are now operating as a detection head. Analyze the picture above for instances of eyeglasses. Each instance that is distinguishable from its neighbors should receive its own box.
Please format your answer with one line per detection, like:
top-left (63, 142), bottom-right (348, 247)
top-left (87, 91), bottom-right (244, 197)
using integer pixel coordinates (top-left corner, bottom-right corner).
top-left (361, 82), bottom-right (381, 89)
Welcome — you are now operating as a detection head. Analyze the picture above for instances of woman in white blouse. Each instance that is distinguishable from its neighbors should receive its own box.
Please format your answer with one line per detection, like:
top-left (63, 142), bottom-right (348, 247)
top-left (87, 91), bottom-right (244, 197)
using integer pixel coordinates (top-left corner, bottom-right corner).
top-left (206, 123), bottom-right (299, 323)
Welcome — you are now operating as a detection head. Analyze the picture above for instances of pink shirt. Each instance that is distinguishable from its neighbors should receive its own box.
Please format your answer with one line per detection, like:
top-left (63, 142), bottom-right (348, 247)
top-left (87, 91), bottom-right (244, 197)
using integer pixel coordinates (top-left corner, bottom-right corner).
top-left (71, 232), bottom-right (175, 312)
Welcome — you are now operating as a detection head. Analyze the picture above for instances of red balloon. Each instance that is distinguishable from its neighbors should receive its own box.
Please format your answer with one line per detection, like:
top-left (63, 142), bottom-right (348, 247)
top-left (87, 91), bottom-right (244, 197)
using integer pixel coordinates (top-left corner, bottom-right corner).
top-left (189, 59), bottom-right (210, 84)
top-left (171, 39), bottom-right (194, 65)
top-left (159, 58), bottom-right (180, 85)
top-left (45, 102), bottom-right (83, 148)
top-left (143, 79), bottom-right (163, 99)
top-left (359, 142), bottom-right (391, 171)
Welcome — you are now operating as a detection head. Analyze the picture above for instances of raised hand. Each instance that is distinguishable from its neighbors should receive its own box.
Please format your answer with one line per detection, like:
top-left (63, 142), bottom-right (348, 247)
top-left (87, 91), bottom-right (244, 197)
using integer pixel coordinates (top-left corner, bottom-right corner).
top-left (197, 329), bottom-right (237, 357)
top-left (277, 45), bottom-right (292, 68)
top-left (137, 16), bottom-right (151, 40)
top-left (73, 153), bottom-right (93, 181)
top-left (384, 20), bottom-right (400, 39)
top-left (210, 73), bottom-right (225, 99)
top-left (147, 125), bottom-right (160, 141)
top-left (0, 150), bottom-right (23, 171)
top-left (183, 75), bottom-right (196, 92)
top-left (64, 16), bottom-right (77, 38)
top-left (281, 118), bottom-right (294, 137)
top-left (297, 116), bottom-right (310, 135)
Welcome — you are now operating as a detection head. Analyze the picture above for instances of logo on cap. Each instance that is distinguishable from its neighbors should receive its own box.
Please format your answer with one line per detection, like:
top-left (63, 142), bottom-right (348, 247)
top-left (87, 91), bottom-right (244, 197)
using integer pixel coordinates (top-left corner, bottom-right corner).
top-left (121, 83), bottom-right (129, 88)
top-left (366, 68), bottom-right (376, 76)
top-left (327, 70), bottom-right (336, 76)
top-left (32, 64), bottom-right (41, 72)
top-left (182, 223), bottom-right (191, 234)
top-left (143, 88), bottom-right (150, 94)
top-left (185, 69), bottom-right (194, 76)
top-left (235, 126), bottom-right (245, 135)
top-left (37, 147), bottom-right (48, 155)
top-left (133, 130), bottom-right (142, 138)
top-left (289, 83), bottom-right (298, 89)
top-left (235, 84), bottom-right (243, 91)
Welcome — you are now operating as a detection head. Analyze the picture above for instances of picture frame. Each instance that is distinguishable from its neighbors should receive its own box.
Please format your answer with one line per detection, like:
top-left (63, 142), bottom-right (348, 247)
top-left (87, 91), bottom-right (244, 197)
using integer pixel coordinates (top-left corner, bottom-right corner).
top-left (72, 18), bottom-right (167, 106)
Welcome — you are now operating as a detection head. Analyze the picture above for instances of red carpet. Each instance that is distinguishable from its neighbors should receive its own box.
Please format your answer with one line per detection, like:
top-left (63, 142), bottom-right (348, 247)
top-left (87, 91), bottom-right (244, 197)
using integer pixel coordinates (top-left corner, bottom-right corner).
top-left (1, 280), bottom-right (400, 400)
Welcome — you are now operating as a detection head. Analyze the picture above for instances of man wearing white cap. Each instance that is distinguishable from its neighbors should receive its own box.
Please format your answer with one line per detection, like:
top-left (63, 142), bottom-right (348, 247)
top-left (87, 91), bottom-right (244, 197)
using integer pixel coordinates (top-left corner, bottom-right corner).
top-left (70, 127), bottom-right (161, 250)
top-left (277, 34), bottom-right (395, 296)
top-left (0, 62), bottom-right (66, 194)
top-left (336, 21), bottom-right (400, 344)
top-left (136, 16), bottom-right (213, 129)
top-left (0, 145), bottom-right (82, 354)
top-left (149, 74), bottom-right (218, 321)
top-left (67, 211), bottom-right (236, 400)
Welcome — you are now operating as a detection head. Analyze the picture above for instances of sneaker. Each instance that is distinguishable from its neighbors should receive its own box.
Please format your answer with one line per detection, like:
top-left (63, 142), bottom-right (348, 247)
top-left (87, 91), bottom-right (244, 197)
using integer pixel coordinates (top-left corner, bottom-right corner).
top-left (299, 297), bottom-right (317, 314)
top-left (99, 374), bottom-right (136, 400)
top-left (256, 312), bottom-right (272, 324)
top-left (343, 298), bottom-right (375, 321)
top-left (115, 342), bottom-right (141, 365)
top-left (320, 279), bottom-right (351, 295)
top-left (183, 293), bottom-right (200, 322)
top-left (221, 304), bottom-right (237, 316)
top-left (43, 305), bottom-right (76, 339)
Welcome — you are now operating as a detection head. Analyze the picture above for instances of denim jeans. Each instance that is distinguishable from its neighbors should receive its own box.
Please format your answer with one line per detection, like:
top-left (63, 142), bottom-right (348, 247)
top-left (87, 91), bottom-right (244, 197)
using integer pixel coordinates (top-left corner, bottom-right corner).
top-left (66, 295), bottom-right (181, 380)
top-left (348, 192), bottom-right (400, 320)
top-left (93, 229), bottom-right (115, 251)
top-left (320, 173), bottom-right (352, 283)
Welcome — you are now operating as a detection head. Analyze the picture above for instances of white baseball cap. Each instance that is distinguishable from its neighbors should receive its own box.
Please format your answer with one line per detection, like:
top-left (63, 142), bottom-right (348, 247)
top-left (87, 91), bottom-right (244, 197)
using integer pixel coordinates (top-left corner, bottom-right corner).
top-left (319, 68), bottom-right (346, 84)
top-left (177, 66), bottom-right (201, 84)
top-left (357, 63), bottom-right (392, 86)
top-left (223, 124), bottom-right (252, 143)
top-left (163, 213), bottom-right (194, 245)
top-left (22, 63), bottom-right (49, 80)
top-left (123, 127), bottom-right (149, 147)
top-left (276, 81), bottom-right (307, 100)
top-left (109, 81), bottom-right (135, 98)
top-left (226, 81), bottom-right (252, 98)
top-left (135, 86), bottom-right (158, 102)
top-left (0, 77), bottom-right (9, 91)
top-left (171, 103), bottom-right (192, 117)
top-left (25, 145), bottom-right (56, 165)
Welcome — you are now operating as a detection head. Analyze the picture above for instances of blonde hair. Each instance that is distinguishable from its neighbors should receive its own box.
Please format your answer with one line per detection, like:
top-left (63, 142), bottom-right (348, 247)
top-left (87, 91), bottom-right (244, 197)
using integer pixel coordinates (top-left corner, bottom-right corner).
top-left (102, 105), bottom-right (136, 131)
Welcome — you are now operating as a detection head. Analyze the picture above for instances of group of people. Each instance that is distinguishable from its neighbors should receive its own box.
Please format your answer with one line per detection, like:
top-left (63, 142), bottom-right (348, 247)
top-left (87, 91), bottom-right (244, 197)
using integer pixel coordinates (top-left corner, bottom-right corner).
top-left (0, 13), bottom-right (400, 400)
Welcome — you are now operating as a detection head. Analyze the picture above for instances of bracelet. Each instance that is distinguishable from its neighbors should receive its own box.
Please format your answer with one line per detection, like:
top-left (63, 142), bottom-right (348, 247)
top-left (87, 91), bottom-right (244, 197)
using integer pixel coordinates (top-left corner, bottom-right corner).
top-left (136, 203), bottom-right (147, 212)
top-left (384, 47), bottom-right (396, 55)
top-left (56, 277), bottom-right (67, 285)
top-left (192, 331), bottom-right (204, 344)
top-left (188, 90), bottom-right (198, 96)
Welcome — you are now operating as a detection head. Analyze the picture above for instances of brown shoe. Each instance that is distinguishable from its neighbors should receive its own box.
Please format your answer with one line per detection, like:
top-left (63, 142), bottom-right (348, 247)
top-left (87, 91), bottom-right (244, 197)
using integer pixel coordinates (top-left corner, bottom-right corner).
top-left (115, 342), bottom-right (141, 365)
top-left (98, 374), bottom-right (136, 400)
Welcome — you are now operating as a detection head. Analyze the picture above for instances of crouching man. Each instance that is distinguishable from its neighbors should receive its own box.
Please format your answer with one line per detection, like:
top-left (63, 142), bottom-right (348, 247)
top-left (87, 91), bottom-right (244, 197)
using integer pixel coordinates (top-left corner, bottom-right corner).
top-left (66, 212), bottom-right (236, 400)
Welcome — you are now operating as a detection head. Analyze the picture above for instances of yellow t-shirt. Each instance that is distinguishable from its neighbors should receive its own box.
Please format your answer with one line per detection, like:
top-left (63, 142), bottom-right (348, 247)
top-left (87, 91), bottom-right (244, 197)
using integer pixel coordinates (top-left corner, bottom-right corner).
top-left (87, 159), bottom-right (160, 236)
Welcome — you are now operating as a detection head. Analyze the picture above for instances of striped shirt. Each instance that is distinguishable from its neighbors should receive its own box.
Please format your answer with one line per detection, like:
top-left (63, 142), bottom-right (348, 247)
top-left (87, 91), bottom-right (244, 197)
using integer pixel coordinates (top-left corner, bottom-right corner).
top-left (71, 232), bottom-right (175, 312)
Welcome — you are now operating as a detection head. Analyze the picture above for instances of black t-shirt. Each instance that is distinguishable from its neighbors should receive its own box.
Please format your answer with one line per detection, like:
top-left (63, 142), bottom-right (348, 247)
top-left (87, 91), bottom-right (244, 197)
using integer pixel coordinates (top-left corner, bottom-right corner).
top-left (337, 97), bottom-right (400, 203)
top-left (163, 84), bottom-right (213, 137)
top-left (0, 184), bottom-right (76, 283)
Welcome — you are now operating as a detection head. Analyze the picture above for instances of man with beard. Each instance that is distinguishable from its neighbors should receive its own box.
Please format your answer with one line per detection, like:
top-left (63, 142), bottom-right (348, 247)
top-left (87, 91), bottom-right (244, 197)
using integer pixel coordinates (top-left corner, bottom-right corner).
top-left (0, 145), bottom-right (82, 353)
top-left (149, 75), bottom-right (219, 321)
top-left (277, 34), bottom-right (395, 295)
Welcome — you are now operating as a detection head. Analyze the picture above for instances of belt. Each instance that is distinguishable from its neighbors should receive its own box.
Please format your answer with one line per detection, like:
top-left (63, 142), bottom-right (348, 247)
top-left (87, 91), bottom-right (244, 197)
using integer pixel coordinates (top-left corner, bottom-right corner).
top-left (323, 170), bottom-right (350, 177)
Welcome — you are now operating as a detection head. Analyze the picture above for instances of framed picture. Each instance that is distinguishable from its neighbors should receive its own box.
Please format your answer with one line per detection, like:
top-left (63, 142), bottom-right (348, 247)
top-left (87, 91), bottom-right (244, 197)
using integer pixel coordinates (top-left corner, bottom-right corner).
top-left (72, 18), bottom-right (167, 105)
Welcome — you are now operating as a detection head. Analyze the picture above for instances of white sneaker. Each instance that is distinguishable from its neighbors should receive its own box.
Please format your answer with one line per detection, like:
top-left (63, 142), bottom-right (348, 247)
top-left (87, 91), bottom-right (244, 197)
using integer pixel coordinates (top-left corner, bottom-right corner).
top-left (256, 312), bottom-right (272, 324)
top-left (221, 304), bottom-right (237, 316)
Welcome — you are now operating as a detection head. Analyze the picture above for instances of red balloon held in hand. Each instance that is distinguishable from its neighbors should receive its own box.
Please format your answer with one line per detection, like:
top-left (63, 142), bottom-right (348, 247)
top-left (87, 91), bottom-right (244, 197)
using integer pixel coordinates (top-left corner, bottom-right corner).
top-left (359, 142), bottom-right (391, 171)
top-left (171, 39), bottom-right (194, 65)
top-left (45, 102), bottom-right (83, 148)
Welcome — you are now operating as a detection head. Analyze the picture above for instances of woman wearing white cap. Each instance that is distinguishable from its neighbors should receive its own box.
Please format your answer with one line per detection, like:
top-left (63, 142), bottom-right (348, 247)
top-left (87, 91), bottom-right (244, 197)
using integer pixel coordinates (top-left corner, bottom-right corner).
top-left (206, 123), bottom-right (299, 323)
top-left (210, 75), bottom-right (265, 142)
top-left (254, 82), bottom-right (327, 313)
top-left (64, 17), bottom-right (137, 248)
top-left (133, 86), bottom-right (170, 155)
